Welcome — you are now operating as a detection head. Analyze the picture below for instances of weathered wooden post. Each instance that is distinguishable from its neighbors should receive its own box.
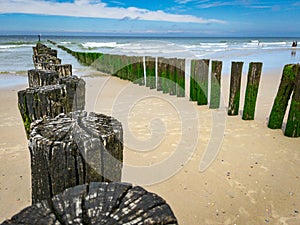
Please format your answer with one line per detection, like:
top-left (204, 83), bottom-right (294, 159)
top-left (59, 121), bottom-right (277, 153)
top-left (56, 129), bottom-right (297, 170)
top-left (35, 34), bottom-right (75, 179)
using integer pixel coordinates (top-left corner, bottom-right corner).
top-left (168, 59), bottom-right (177, 95)
top-left (176, 58), bottom-right (185, 97)
top-left (28, 111), bottom-right (123, 204)
top-left (190, 59), bottom-right (210, 105)
top-left (210, 60), bottom-right (222, 109)
top-left (28, 69), bottom-right (59, 87)
top-left (157, 57), bottom-right (164, 91)
top-left (228, 61), bottom-right (244, 115)
top-left (268, 64), bottom-right (298, 129)
top-left (242, 62), bottom-right (263, 120)
top-left (40, 63), bottom-right (72, 77)
top-left (161, 58), bottom-right (170, 94)
top-left (1, 182), bottom-right (178, 225)
top-left (145, 56), bottom-right (156, 89)
top-left (285, 64), bottom-right (300, 137)
top-left (33, 54), bottom-right (62, 69)
top-left (18, 76), bottom-right (85, 137)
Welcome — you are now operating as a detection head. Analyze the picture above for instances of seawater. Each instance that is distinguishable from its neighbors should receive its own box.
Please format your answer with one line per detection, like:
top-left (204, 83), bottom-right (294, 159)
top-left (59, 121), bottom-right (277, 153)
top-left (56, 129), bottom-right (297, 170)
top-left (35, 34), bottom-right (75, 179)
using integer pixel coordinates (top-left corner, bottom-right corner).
top-left (0, 35), bottom-right (299, 88)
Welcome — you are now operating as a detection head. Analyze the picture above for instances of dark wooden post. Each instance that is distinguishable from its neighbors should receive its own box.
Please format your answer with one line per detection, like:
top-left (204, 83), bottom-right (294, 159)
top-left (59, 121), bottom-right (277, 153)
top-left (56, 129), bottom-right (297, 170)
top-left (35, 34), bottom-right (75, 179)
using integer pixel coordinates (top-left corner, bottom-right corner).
top-left (168, 59), bottom-right (177, 95)
top-left (18, 76), bottom-right (85, 137)
top-left (145, 56), bottom-right (156, 89)
top-left (190, 59), bottom-right (197, 101)
top-left (285, 64), bottom-right (300, 137)
top-left (176, 58), bottom-right (185, 97)
top-left (161, 58), bottom-right (170, 94)
top-left (1, 182), bottom-right (178, 225)
top-left (28, 111), bottom-right (123, 204)
top-left (268, 64), bottom-right (298, 129)
top-left (28, 69), bottom-right (59, 88)
top-left (190, 59), bottom-right (209, 105)
top-left (157, 57), bottom-right (164, 91)
top-left (210, 60), bottom-right (222, 109)
top-left (242, 62), bottom-right (263, 120)
top-left (40, 63), bottom-right (72, 77)
top-left (228, 61), bottom-right (244, 116)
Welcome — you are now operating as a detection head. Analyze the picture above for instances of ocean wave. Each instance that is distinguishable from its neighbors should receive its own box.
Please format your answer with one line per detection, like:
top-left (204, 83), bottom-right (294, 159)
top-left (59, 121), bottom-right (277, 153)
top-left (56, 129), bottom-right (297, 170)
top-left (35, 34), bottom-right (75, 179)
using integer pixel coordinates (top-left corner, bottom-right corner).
top-left (81, 42), bottom-right (118, 49)
top-left (0, 44), bottom-right (35, 49)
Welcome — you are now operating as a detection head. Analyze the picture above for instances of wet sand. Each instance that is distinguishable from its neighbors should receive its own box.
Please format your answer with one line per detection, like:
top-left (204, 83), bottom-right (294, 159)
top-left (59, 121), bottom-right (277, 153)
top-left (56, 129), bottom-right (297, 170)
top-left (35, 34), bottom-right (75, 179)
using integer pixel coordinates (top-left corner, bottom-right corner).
top-left (1, 68), bottom-right (300, 224)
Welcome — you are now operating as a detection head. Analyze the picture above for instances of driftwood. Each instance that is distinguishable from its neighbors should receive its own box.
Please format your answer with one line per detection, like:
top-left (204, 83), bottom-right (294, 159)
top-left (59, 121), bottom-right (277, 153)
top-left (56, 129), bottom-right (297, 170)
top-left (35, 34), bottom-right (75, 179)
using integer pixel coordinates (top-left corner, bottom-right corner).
top-left (1, 182), bottom-right (178, 225)
top-left (28, 111), bottom-right (123, 204)
top-left (18, 76), bottom-right (85, 136)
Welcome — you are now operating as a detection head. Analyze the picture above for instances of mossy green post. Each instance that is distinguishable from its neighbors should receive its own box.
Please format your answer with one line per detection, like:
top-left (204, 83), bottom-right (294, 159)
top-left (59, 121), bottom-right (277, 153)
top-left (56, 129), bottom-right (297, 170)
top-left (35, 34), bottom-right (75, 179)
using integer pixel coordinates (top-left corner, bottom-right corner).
top-left (169, 59), bottom-right (177, 95)
top-left (228, 61), bottom-right (244, 116)
top-left (268, 64), bottom-right (298, 129)
top-left (196, 59), bottom-right (209, 105)
top-left (210, 60), bottom-right (222, 109)
top-left (190, 60), bottom-right (197, 101)
top-left (160, 58), bottom-right (169, 94)
top-left (145, 56), bottom-right (156, 89)
top-left (285, 64), bottom-right (300, 137)
top-left (176, 58), bottom-right (185, 97)
top-left (242, 62), bottom-right (263, 120)
top-left (157, 57), bottom-right (164, 91)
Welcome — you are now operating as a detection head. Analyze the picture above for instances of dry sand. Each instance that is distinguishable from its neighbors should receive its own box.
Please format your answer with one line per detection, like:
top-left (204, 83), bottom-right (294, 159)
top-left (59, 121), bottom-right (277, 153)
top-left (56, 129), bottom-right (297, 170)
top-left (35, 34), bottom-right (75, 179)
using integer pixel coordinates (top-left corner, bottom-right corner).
top-left (1, 68), bottom-right (300, 224)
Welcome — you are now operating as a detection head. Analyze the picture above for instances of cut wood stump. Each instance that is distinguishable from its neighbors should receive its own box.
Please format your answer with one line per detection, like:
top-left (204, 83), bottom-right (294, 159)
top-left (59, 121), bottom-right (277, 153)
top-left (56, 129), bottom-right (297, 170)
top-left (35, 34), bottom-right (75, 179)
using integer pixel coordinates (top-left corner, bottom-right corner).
top-left (1, 182), bottom-right (178, 225)
top-left (40, 63), bottom-right (72, 77)
top-left (18, 76), bottom-right (85, 136)
top-left (28, 111), bottom-right (123, 204)
top-left (28, 69), bottom-right (60, 88)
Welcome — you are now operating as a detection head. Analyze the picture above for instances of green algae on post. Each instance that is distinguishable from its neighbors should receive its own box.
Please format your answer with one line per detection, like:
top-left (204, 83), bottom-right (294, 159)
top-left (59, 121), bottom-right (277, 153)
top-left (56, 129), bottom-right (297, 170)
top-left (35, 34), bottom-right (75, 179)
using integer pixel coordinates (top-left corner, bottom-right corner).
top-left (145, 56), bottom-right (156, 89)
top-left (210, 60), bottom-right (222, 109)
top-left (228, 61), bottom-right (244, 116)
top-left (268, 64), bottom-right (298, 129)
top-left (176, 58), bottom-right (185, 97)
top-left (242, 62), bottom-right (263, 120)
top-left (284, 64), bottom-right (300, 137)
top-left (168, 58), bottom-right (177, 95)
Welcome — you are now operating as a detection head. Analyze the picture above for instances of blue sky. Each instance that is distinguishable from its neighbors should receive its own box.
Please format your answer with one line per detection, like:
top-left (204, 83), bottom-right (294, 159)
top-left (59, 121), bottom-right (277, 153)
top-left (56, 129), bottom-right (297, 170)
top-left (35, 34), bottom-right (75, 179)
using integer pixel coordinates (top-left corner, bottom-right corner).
top-left (0, 0), bottom-right (300, 36)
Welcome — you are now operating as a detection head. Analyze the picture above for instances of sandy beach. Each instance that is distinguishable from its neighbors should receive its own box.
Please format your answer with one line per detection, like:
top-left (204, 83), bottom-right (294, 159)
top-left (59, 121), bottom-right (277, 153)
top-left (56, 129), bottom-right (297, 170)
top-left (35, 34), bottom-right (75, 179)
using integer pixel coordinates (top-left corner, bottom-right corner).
top-left (1, 67), bottom-right (300, 224)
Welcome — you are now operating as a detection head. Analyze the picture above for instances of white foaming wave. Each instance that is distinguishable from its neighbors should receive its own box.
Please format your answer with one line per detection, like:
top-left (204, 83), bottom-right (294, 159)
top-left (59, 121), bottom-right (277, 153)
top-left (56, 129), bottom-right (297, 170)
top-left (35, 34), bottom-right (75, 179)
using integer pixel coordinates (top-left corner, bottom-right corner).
top-left (60, 41), bottom-right (72, 44)
top-left (0, 44), bottom-right (34, 49)
top-left (81, 42), bottom-right (118, 48)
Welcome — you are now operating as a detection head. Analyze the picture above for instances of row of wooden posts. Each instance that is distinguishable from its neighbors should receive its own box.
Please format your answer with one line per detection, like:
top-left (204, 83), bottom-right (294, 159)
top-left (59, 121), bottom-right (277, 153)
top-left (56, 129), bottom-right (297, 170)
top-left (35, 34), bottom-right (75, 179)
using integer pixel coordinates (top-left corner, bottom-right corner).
top-left (8, 42), bottom-right (178, 224)
top-left (17, 43), bottom-right (124, 204)
top-left (53, 41), bottom-right (299, 138)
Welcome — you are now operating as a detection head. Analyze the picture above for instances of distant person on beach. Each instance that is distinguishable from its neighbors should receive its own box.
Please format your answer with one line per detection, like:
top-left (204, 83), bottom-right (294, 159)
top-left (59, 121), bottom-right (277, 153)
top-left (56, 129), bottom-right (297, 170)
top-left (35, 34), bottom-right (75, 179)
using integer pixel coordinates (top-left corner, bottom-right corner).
top-left (292, 41), bottom-right (297, 47)
top-left (38, 34), bottom-right (41, 42)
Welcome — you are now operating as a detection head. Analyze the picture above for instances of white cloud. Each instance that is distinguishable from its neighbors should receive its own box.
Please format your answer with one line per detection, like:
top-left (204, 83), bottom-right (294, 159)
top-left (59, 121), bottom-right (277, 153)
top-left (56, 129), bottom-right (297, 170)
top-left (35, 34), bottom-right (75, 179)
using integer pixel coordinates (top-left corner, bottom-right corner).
top-left (0, 0), bottom-right (226, 24)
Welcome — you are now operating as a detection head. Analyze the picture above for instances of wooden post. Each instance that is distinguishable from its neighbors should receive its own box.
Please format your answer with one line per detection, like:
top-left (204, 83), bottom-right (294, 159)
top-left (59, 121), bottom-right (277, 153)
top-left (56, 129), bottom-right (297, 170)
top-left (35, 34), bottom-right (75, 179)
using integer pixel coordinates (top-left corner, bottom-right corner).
top-left (228, 61), bottom-right (244, 116)
top-left (145, 56), bottom-right (156, 89)
top-left (168, 59), bottom-right (177, 95)
top-left (28, 69), bottom-right (59, 88)
top-left (162, 58), bottom-right (170, 94)
top-left (176, 58), bottom-right (185, 97)
top-left (2, 182), bottom-right (178, 225)
top-left (210, 60), bottom-right (222, 109)
top-left (157, 57), bottom-right (164, 91)
top-left (285, 64), bottom-right (300, 137)
top-left (40, 63), bottom-right (72, 77)
top-left (190, 59), bottom-right (197, 101)
top-left (28, 111), bottom-right (123, 204)
top-left (268, 64), bottom-right (298, 129)
top-left (18, 76), bottom-right (85, 137)
top-left (242, 62), bottom-right (263, 120)
top-left (33, 54), bottom-right (62, 69)
top-left (191, 59), bottom-right (209, 105)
